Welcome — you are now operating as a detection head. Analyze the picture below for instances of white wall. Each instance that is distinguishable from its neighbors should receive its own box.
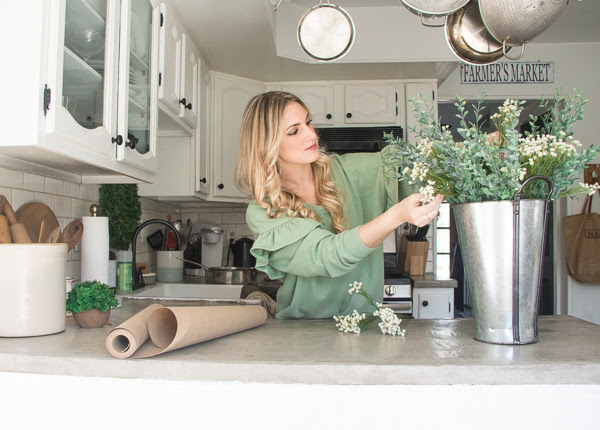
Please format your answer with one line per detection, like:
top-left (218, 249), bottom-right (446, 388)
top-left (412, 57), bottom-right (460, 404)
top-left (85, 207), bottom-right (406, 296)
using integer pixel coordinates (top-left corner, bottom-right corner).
top-left (438, 42), bottom-right (600, 324)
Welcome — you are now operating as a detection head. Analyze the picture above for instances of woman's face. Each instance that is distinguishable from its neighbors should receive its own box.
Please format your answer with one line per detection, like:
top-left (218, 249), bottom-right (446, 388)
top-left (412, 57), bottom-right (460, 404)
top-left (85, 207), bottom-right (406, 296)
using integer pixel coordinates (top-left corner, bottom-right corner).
top-left (277, 101), bottom-right (319, 171)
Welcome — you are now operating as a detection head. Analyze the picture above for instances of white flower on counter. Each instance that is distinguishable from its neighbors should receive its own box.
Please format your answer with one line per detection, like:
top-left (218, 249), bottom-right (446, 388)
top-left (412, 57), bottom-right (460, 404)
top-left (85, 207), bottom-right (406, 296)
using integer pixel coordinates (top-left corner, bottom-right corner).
top-left (333, 281), bottom-right (406, 336)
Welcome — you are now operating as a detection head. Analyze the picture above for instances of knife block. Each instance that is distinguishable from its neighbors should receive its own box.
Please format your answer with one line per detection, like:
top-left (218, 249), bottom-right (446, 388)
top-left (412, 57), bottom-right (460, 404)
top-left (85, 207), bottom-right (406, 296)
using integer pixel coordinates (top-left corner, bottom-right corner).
top-left (398, 233), bottom-right (429, 276)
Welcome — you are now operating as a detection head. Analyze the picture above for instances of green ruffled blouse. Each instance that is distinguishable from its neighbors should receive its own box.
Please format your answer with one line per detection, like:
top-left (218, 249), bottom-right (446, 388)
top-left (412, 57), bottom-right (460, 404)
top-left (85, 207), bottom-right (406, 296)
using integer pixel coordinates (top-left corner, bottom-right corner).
top-left (246, 146), bottom-right (411, 319)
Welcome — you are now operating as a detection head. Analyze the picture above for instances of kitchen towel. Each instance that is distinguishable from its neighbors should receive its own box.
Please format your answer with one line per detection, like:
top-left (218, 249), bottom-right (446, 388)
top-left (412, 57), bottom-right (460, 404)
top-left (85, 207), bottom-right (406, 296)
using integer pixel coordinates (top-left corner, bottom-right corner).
top-left (80, 216), bottom-right (109, 284)
top-left (105, 304), bottom-right (267, 359)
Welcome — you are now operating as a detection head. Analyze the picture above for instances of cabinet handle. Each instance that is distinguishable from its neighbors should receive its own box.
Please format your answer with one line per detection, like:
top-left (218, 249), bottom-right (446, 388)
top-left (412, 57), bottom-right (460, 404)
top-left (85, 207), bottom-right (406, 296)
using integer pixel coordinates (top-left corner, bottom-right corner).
top-left (112, 135), bottom-right (123, 146)
top-left (126, 140), bottom-right (137, 149)
top-left (218, 183), bottom-right (224, 189)
top-left (326, 113), bottom-right (332, 119)
top-left (422, 300), bottom-right (429, 307)
top-left (179, 98), bottom-right (192, 110)
top-left (199, 177), bottom-right (207, 184)
top-left (346, 112), bottom-right (352, 119)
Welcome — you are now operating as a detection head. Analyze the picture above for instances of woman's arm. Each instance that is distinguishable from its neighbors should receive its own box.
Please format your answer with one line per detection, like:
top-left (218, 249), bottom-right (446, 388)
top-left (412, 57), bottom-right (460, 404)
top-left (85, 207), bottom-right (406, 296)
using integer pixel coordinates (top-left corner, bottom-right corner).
top-left (358, 193), bottom-right (443, 248)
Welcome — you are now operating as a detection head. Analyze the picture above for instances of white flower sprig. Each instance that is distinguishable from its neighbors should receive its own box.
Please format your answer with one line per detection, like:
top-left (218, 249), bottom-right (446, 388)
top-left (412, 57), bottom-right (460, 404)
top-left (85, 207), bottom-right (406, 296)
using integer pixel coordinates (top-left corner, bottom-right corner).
top-left (333, 281), bottom-right (406, 336)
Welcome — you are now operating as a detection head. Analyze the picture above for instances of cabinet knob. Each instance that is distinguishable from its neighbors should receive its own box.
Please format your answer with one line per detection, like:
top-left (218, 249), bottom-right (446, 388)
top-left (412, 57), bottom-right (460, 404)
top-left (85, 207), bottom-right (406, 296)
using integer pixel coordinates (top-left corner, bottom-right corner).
top-left (218, 183), bottom-right (224, 189)
top-left (422, 300), bottom-right (429, 307)
top-left (179, 98), bottom-right (192, 110)
top-left (112, 135), bottom-right (123, 146)
top-left (326, 113), bottom-right (332, 119)
top-left (125, 140), bottom-right (137, 149)
top-left (199, 177), bottom-right (207, 184)
top-left (346, 112), bottom-right (352, 119)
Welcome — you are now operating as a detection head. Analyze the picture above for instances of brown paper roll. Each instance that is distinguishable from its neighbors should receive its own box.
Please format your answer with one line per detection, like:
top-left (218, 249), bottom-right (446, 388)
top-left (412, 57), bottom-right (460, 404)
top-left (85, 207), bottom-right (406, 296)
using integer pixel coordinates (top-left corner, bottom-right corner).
top-left (106, 304), bottom-right (267, 359)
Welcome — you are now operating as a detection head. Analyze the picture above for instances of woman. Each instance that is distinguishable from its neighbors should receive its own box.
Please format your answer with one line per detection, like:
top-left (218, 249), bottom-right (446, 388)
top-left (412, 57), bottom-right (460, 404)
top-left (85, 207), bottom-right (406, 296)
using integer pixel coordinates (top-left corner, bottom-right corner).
top-left (236, 91), bottom-right (443, 319)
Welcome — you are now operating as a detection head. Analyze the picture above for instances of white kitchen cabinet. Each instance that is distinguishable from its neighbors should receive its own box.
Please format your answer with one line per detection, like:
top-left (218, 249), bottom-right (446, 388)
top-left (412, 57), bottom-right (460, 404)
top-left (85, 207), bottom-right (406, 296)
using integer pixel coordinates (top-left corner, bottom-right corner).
top-left (344, 84), bottom-right (398, 125)
top-left (0, 0), bottom-right (159, 183)
top-left (211, 72), bottom-right (265, 201)
top-left (268, 81), bottom-right (413, 127)
top-left (274, 85), bottom-right (337, 126)
top-left (157, 2), bottom-right (198, 129)
top-left (413, 287), bottom-right (454, 319)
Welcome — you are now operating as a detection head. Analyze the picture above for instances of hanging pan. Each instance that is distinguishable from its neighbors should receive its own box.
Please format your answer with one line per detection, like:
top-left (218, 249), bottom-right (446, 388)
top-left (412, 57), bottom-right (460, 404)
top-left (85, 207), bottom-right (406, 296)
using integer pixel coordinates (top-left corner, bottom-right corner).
top-left (478, 0), bottom-right (569, 60)
top-left (401, 0), bottom-right (470, 27)
top-left (297, 1), bottom-right (355, 62)
top-left (445, 0), bottom-right (509, 65)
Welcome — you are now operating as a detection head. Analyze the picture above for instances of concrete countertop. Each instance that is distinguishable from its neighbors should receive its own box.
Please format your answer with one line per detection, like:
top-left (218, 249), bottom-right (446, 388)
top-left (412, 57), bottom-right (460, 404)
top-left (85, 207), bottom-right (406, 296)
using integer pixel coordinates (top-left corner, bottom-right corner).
top-left (1, 298), bottom-right (599, 385)
top-left (412, 273), bottom-right (458, 288)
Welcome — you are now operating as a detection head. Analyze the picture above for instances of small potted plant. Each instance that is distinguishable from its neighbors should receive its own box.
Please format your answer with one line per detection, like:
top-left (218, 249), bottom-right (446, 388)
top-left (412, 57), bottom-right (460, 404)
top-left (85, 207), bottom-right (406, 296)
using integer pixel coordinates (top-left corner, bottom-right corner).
top-left (66, 280), bottom-right (119, 328)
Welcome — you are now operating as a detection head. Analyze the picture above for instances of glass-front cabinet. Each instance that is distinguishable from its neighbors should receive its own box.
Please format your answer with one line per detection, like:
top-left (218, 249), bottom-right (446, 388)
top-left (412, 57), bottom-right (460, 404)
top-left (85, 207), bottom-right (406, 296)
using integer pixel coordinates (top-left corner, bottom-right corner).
top-left (45, 0), bottom-right (158, 175)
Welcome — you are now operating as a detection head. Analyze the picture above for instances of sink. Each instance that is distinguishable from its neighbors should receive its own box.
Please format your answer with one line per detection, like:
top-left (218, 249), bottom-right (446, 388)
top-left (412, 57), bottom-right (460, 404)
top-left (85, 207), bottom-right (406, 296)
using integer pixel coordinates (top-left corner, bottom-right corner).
top-left (118, 283), bottom-right (256, 302)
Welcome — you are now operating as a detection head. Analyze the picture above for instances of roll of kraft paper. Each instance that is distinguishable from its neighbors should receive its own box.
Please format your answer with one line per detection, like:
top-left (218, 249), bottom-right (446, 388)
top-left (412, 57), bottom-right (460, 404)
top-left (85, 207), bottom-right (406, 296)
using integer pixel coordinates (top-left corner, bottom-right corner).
top-left (80, 215), bottom-right (109, 284)
top-left (105, 304), bottom-right (267, 359)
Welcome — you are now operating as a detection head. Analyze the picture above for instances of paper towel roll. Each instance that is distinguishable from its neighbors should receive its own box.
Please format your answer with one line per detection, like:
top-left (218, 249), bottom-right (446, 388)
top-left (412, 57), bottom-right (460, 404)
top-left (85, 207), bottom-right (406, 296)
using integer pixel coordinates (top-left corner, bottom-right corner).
top-left (80, 216), bottom-right (109, 284)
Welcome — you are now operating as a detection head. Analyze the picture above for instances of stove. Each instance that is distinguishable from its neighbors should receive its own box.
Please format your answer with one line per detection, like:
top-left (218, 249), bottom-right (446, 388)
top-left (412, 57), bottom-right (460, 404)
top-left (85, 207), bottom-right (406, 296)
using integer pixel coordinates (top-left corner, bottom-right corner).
top-left (383, 270), bottom-right (412, 315)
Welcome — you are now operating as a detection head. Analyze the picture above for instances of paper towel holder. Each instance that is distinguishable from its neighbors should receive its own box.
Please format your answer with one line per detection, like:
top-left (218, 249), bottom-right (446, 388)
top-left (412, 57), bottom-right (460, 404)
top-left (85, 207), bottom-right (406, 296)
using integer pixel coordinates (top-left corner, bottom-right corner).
top-left (89, 204), bottom-right (100, 217)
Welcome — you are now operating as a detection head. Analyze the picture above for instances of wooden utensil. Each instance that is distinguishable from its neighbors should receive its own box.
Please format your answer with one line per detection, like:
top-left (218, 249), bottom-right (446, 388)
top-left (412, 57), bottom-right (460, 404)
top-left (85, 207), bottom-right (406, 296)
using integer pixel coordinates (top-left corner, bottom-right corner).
top-left (0, 215), bottom-right (11, 243)
top-left (15, 202), bottom-right (60, 243)
top-left (2, 199), bottom-right (32, 243)
top-left (59, 220), bottom-right (84, 252)
top-left (46, 226), bottom-right (61, 244)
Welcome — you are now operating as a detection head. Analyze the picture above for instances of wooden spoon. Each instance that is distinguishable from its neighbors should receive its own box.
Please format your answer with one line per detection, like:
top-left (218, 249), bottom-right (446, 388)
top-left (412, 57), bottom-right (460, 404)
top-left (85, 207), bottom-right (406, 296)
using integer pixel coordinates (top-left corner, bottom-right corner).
top-left (46, 227), bottom-right (61, 244)
top-left (59, 220), bottom-right (84, 252)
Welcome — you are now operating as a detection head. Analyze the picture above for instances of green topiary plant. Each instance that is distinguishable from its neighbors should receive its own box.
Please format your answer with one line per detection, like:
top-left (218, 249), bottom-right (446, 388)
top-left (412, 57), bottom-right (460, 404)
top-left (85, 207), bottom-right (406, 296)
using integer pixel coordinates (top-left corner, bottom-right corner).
top-left (66, 280), bottom-right (119, 314)
top-left (98, 184), bottom-right (142, 251)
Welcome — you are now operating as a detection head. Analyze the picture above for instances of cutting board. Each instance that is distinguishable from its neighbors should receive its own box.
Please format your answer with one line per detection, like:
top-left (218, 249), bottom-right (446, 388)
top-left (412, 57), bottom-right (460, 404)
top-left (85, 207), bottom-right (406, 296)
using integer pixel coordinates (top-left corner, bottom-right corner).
top-left (15, 202), bottom-right (60, 244)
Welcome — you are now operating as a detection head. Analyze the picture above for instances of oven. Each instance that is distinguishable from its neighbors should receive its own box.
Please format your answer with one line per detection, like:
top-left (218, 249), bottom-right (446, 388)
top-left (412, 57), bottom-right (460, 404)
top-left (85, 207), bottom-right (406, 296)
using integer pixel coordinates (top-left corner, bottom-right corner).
top-left (383, 273), bottom-right (412, 315)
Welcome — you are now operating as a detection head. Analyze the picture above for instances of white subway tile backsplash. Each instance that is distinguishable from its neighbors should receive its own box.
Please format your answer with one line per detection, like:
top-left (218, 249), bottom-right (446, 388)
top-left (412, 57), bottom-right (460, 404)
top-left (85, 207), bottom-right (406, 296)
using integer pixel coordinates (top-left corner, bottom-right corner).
top-left (80, 184), bottom-right (99, 202)
top-left (12, 189), bottom-right (35, 210)
top-left (63, 182), bottom-right (80, 198)
top-left (0, 167), bottom-right (23, 188)
top-left (55, 196), bottom-right (72, 218)
top-left (222, 212), bottom-right (245, 224)
top-left (0, 186), bottom-right (11, 202)
top-left (23, 173), bottom-right (45, 192)
top-left (44, 177), bottom-right (63, 195)
top-left (34, 193), bottom-right (56, 211)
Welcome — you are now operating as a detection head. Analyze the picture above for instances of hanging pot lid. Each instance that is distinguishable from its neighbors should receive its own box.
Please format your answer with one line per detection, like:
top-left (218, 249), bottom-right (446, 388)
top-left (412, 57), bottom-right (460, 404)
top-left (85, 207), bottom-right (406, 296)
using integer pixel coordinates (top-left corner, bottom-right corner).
top-left (478, 0), bottom-right (569, 47)
top-left (297, 1), bottom-right (355, 62)
top-left (401, 0), bottom-right (470, 16)
top-left (445, 0), bottom-right (508, 65)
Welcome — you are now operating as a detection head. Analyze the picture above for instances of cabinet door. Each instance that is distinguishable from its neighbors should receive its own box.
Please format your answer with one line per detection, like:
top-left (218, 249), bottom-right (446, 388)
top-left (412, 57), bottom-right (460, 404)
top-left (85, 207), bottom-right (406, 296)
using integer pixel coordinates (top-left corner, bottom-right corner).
top-left (212, 75), bottom-right (264, 200)
top-left (157, 2), bottom-right (181, 117)
top-left (116, 0), bottom-right (159, 172)
top-left (179, 33), bottom-right (199, 128)
top-left (196, 77), bottom-right (210, 197)
top-left (405, 82), bottom-right (436, 143)
top-left (281, 86), bottom-right (335, 126)
top-left (344, 85), bottom-right (397, 124)
top-left (46, 0), bottom-right (118, 158)
top-left (414, 288), bottom-right (453, 319)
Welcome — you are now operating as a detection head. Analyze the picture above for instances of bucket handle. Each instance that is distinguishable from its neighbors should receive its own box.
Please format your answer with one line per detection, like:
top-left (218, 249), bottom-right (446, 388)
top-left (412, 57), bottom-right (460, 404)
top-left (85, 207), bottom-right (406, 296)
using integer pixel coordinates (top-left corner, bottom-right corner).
top-left (511, 176), bottom-right (554, 344)
top-left (503, 41), bottom-right (525, 61)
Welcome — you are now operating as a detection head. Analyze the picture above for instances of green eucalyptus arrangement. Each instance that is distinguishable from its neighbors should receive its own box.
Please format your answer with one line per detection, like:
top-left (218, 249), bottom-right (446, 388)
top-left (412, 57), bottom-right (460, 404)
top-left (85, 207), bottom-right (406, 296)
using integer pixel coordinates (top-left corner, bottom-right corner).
top-left (66, 280), bottom-right (118, 314)
top-left (98, 184), bottom-right (142, 251)
top-left (383, 89), bottom-right (600, 204)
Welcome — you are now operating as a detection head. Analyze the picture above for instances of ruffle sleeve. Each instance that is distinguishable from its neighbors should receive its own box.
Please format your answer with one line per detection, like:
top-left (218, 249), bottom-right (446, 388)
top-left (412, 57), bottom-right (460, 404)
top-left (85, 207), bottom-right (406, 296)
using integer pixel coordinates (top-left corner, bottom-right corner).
top-left (246, 203), bottom-right (374, 280)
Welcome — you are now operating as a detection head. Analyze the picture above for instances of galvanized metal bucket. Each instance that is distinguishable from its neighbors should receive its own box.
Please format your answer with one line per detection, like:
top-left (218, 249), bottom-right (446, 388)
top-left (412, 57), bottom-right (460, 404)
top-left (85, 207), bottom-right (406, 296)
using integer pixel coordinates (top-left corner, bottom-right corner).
top-left (453, 176), bottom-right (553, 344)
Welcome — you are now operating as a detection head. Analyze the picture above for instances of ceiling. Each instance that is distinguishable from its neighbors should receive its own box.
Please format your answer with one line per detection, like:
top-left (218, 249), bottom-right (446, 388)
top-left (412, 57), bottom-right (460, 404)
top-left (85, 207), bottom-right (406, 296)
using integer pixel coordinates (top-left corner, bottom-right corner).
top-left (168, 0), bottom-right (600, 82)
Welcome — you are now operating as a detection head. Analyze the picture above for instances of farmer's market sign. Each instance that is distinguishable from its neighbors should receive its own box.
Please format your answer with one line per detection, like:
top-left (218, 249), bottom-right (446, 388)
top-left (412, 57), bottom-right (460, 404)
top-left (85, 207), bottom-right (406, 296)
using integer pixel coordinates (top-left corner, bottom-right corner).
top-left (461, 62), bottom-right (554, 84)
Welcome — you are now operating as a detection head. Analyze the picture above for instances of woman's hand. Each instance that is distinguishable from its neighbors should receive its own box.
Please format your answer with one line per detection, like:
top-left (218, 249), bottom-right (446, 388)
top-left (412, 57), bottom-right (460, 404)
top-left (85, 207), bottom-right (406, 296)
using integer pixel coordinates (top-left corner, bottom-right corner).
top-left (396, 193), bottom-right (444, 227)
top-left (358, 193), bottom-right (444, 248)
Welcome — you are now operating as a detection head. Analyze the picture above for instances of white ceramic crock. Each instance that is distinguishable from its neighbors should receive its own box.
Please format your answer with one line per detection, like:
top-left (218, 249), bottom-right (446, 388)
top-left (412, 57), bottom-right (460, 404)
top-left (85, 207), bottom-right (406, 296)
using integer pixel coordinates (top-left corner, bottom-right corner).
top-left (0, 244), bottom-right (68, 337)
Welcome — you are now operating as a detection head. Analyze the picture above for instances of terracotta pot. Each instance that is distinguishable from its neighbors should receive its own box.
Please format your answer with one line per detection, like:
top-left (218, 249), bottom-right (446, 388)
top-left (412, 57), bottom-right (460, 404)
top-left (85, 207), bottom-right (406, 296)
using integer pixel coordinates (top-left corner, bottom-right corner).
top-left (72, 309), bottom-right (111, 328)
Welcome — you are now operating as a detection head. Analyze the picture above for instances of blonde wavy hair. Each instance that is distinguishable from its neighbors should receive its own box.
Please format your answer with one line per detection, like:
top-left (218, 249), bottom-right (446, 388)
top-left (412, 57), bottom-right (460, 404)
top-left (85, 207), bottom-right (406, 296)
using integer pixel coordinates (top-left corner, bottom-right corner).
top-left (235, 91), bottom-right (347, 233)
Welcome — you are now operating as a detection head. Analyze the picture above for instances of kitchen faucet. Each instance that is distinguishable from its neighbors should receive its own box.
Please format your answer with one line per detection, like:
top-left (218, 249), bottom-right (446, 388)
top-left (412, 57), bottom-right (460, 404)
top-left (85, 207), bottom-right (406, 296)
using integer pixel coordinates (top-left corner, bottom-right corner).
top-left (130, 219), bottom-right (181, 290)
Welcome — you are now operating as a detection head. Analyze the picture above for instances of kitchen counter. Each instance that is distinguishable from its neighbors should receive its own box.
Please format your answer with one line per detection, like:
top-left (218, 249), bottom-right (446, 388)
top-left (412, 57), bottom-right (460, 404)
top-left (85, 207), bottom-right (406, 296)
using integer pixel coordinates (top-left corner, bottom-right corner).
top-left (1, 299), bottom-right (599, 428)
top-left (412, 273), bottom-right (458, 288)
top-left (0, 298), bottom-right (598, 385)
